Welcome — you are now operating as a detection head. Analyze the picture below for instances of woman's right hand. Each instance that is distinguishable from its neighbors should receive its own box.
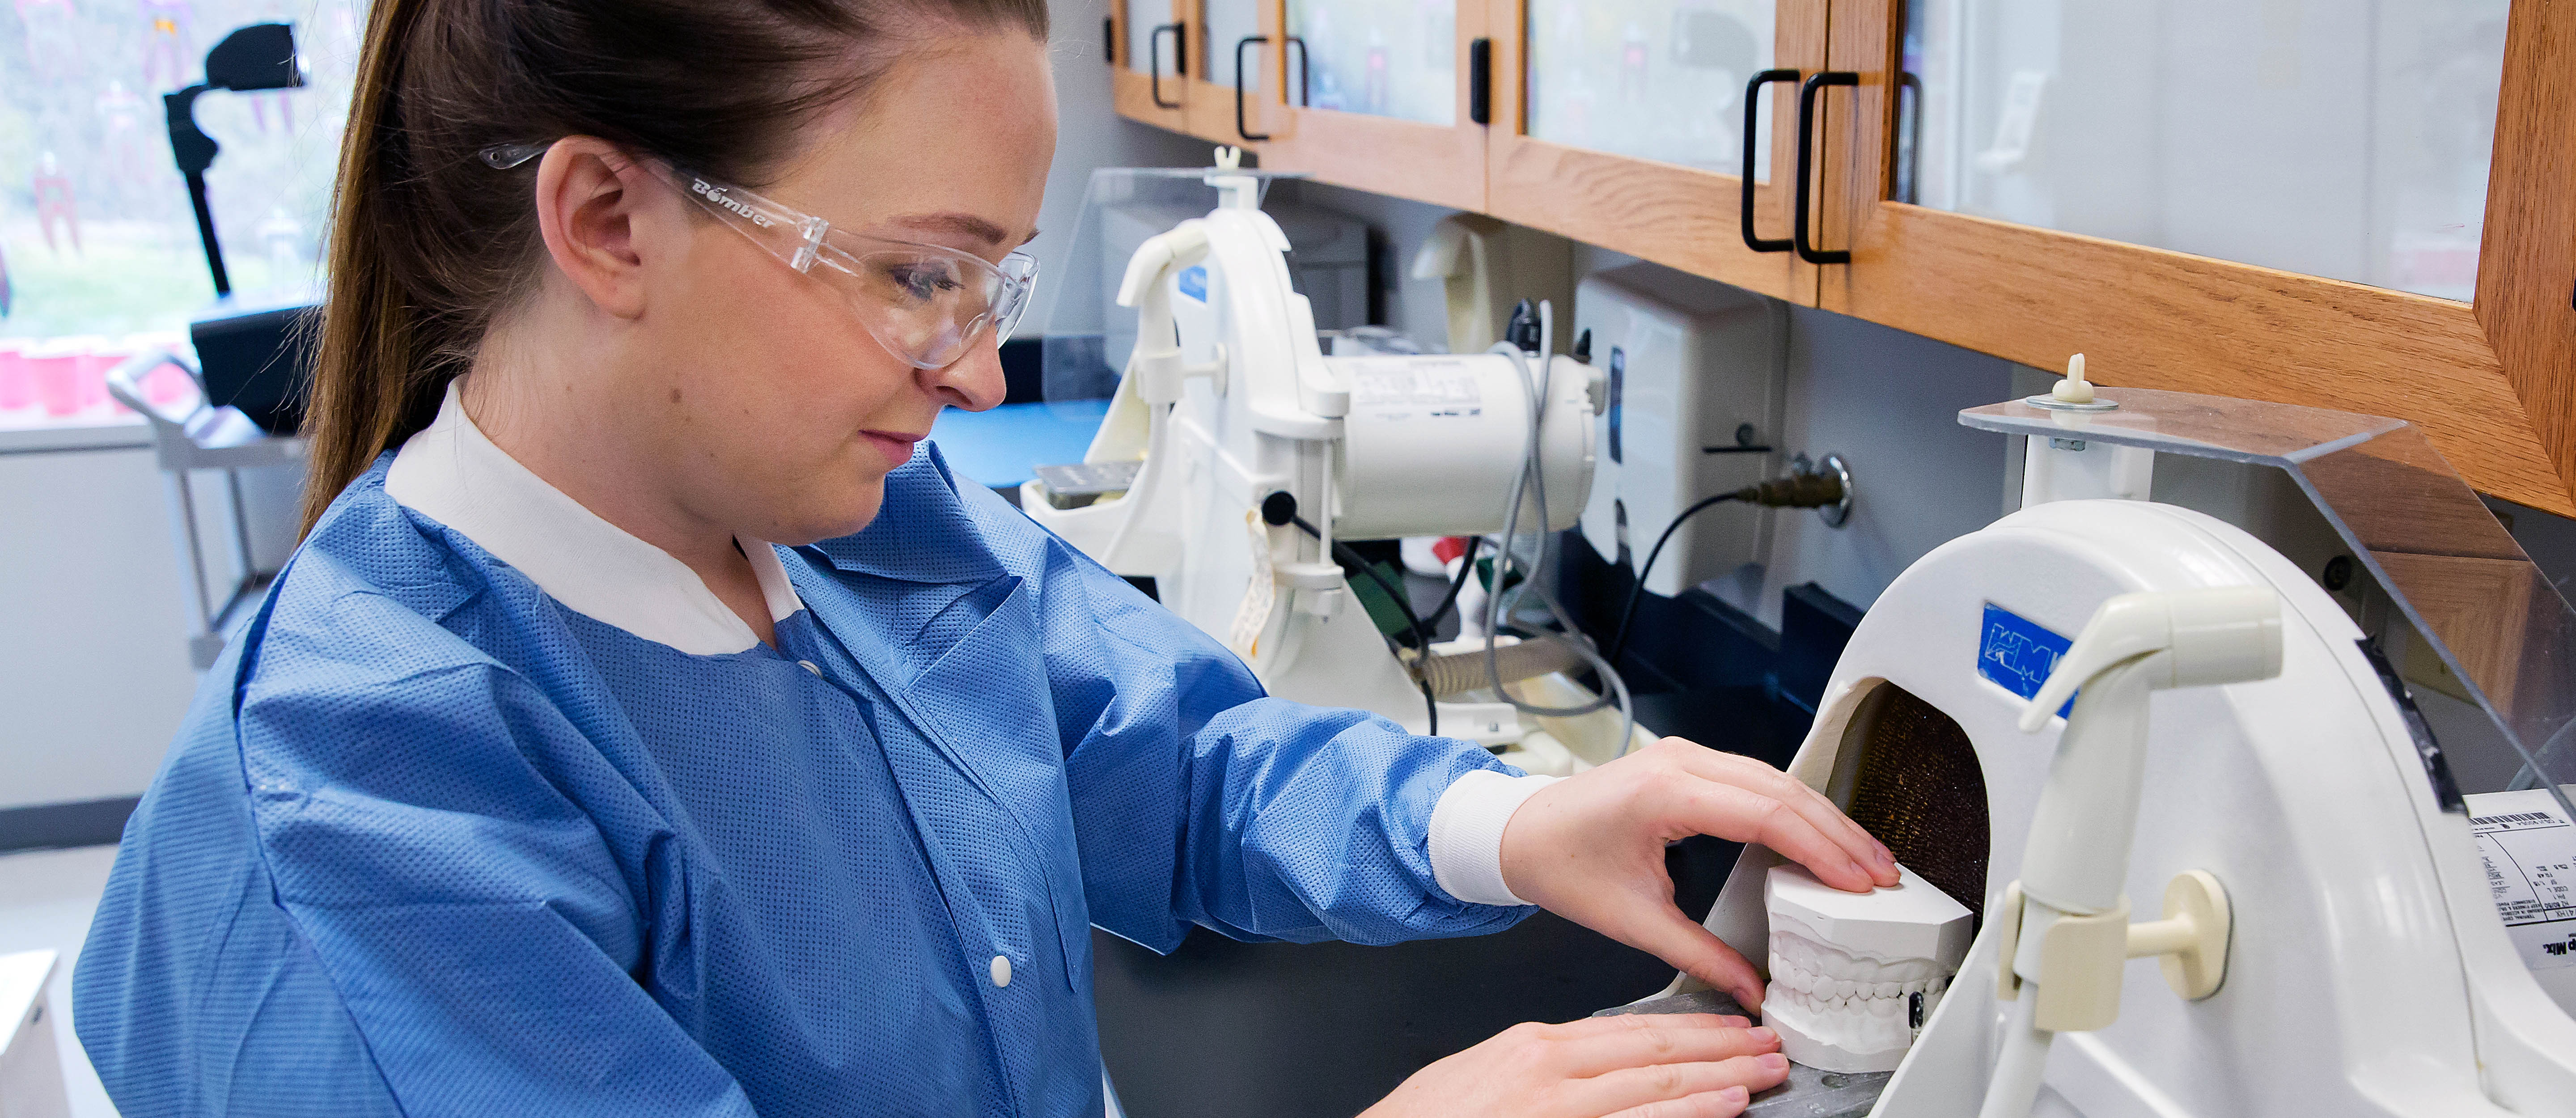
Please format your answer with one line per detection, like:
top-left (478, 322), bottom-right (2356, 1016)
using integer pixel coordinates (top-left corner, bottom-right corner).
top-left (1359, 1012), bottom-right (1789, 1118)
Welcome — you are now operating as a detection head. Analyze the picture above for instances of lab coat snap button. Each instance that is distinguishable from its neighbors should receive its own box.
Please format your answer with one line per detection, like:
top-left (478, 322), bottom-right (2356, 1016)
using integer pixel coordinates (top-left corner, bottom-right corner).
top-left (989, 954), bottom-right (1012, 988)
top-left (798, 660), bottom-right (822, 676)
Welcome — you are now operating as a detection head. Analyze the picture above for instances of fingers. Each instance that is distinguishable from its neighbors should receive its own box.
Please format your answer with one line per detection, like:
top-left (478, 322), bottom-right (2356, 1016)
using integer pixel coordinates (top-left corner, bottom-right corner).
top-left (1676, 781), bottom-right (1882, 893)
top-left (1569, 1053), bottom-right (1790, 1115)
top-left (1555, 1021), bottom-right (1779, 1078)
top-left (1672, 746), bottom-right (1898, 888)
top-left (1600, 904), bottom-right (1767, 1012)
top-left (1603, 1087), bottom-right (1754, 1118)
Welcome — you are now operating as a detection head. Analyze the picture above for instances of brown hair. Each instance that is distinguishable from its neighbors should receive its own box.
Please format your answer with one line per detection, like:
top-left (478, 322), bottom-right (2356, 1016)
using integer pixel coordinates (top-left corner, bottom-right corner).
top-left (301, 0), bottom-right (1047, 534)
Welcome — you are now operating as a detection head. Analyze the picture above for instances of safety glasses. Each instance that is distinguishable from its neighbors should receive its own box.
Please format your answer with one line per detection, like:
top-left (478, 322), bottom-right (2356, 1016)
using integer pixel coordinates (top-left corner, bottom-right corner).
top-left (481, 143), bottom-right (1038, 370)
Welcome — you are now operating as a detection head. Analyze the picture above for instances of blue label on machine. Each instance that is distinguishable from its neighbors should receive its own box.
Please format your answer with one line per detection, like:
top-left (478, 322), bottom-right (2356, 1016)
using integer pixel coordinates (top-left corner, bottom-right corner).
top-left (1176, 265), bottom-right (1208, 302)
top-left (1979, 603), bottom-right (2075, 720)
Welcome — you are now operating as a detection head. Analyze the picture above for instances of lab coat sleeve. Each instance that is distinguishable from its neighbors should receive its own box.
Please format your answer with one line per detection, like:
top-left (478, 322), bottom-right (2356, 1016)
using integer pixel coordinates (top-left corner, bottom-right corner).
top-left (235, 606), bottom-right (756, 1117)
top-left (1037, 537), bottom-right (1535, 952)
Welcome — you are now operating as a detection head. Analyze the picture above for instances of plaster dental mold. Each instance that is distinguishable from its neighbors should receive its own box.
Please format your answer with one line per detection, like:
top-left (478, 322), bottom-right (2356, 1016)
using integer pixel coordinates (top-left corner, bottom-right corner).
top-left (1763, 862), bottom-right (1973, 1073)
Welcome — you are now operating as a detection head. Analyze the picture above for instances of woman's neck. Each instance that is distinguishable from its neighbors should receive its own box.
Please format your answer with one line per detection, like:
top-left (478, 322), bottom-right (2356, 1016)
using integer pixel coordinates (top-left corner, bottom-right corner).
top-left (461, 307), bottom-right (779, 648)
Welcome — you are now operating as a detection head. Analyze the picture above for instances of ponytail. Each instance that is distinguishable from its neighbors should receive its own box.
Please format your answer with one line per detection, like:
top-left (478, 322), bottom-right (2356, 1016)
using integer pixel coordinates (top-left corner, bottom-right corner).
top-left (297, 0), bottom-right (1050, 536)
top-left (299, 0), bottom-right (440, 536)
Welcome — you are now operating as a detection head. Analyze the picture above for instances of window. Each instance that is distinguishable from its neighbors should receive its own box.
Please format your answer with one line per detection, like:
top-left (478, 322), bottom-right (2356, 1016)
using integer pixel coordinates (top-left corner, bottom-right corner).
top-left (0, 1), bottom-right (364, 427)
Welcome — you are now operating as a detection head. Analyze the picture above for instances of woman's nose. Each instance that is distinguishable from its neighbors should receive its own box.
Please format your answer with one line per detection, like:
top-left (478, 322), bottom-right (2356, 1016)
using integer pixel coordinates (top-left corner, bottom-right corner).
top-left (925, 339), bottom-right (1008, 412)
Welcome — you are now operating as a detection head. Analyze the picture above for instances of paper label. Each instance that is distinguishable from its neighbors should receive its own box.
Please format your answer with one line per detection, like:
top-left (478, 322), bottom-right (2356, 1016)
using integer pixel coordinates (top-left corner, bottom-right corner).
top-left (1226, 508), bottom-right (1275, 661)
top-left (1347, 357), bottom-right (1483, 419)
top-left (2464, 788), bottom-right (2576, 971)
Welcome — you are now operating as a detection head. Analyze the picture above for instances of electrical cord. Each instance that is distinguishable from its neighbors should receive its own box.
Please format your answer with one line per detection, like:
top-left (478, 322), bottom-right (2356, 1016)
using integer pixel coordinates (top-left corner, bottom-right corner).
top-left (1606, 470), bottom-right (1851, 670)
top-left (1289, 513), bottom-right (1442, 736)
top-left (1418, 535), bottom-right (1483, 635)
top-left (1483, 322), bottom-right (1640, 756)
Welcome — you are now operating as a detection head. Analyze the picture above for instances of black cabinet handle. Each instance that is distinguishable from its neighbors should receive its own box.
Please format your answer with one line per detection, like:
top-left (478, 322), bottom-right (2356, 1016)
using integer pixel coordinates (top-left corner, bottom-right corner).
top-left (1150, 23), bottom-right (1185, 109)
top-left (1285, 36), bottom-right (1310, 107)
top-left (1794, 70), bottom-right (1858, 265)
top-left (1103, 17), bottom-right (1114, 64)
top-left (1740, 69), bottom-right (1800, 253)
top-left (1468, 37), bottom-right (1493, 125)
top-left (1235, 35), bottom-right (1270, 140)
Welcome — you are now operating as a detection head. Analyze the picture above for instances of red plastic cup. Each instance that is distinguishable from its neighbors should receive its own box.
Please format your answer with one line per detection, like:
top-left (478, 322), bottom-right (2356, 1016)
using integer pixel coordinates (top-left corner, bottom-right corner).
top-left (71, 337), bottom-right (121, 412)
top-left (0, 342), bottom-right (28, 411)
top-left (27, 341), bottom-right (81, 417)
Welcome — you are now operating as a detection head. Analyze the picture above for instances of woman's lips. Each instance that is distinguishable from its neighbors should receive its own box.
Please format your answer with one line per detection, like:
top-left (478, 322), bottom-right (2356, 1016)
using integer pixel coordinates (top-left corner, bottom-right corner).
top-left (863, 431), bottom-right (924, 469)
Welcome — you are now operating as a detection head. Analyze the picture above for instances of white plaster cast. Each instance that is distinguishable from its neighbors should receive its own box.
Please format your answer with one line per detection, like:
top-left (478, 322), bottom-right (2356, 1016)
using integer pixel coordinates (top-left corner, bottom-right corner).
top-left (1763, 862), bottom-right (1974, 1073)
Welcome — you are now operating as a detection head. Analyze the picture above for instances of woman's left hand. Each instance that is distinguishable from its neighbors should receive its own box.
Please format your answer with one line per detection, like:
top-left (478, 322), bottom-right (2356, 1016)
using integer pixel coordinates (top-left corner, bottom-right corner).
top-left (1498, 738), bottom-right (1900, 1013)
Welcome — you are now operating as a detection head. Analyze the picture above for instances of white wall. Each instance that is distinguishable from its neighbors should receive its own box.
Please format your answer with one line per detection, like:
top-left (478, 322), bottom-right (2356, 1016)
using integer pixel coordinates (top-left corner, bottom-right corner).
top-left (0, 447), bottom-right (204, 811)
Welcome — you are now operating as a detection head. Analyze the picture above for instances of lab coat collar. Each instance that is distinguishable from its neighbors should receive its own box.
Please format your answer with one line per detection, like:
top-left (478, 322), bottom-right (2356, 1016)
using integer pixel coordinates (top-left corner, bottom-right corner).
top-left (384, 381), bottom-right (805, 656)
top-left (802, 440), bottom-right (1007, 587)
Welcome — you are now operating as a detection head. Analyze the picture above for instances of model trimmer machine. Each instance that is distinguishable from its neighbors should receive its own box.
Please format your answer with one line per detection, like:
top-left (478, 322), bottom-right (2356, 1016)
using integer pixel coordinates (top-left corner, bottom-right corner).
top-left (1611, 366), bottom-right (2576, 1117)
top-left (1025, 152), bottom-right (1650, 771)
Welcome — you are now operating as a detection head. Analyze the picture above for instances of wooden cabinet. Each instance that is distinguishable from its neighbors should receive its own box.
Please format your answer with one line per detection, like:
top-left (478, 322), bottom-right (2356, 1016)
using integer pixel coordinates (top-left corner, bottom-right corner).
top-left (1115, 0), bottom-right (2576, 516)
top-left (1245, 0), bottom-right (1491, 210)
top-left (1486, 0), bottom-right (1825, 304)
top-left (1112, 0), bottom-right (1191, 134)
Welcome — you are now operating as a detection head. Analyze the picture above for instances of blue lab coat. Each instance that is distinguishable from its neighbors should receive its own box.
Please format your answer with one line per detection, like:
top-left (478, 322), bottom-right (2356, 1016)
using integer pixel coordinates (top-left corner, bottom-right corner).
top-left (74, 446), bottom-right (1530, 1117)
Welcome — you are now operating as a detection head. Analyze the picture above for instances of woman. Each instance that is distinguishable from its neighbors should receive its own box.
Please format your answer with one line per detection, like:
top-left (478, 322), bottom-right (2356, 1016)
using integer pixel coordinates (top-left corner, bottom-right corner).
top-left (73, 1), bottom-right (1899, 1115)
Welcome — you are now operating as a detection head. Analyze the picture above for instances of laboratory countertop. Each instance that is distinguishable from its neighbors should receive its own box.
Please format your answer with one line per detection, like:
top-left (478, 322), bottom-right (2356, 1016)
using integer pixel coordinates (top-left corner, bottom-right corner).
top-left (926, 399), bottom-right (1110, 493)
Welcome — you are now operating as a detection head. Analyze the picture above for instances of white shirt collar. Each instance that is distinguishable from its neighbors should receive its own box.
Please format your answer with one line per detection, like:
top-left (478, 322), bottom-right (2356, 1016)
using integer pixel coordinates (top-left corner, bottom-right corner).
top-left (384, 381), bottom-right (804, 655)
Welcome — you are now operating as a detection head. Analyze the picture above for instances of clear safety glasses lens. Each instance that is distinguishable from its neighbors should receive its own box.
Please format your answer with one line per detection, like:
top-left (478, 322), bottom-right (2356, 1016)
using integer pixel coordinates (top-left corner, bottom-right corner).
top-left (482, 147), bottom-right (1037, 371)
top-left (806, 239), bottom-right (1038, 370)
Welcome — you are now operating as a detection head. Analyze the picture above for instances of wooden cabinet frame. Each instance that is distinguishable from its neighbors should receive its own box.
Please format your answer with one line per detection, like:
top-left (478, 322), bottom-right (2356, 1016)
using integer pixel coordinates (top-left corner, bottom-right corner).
top-left (1115, 0), bottom-right (2576, 515)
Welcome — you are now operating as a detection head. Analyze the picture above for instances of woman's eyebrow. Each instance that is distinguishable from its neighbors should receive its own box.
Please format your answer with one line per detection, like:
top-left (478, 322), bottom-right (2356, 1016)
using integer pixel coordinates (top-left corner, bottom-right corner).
top-left (884, 212), bottom-right (1035, 247)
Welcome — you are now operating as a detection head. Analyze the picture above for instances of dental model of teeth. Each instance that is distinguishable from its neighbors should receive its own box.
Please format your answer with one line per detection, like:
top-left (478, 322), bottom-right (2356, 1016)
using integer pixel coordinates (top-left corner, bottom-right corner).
top-left (1763, 862), bottom-right (1974, 1073)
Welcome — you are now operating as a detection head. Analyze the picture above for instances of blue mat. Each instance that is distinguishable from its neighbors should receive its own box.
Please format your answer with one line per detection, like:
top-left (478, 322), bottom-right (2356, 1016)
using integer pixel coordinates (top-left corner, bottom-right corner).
top-left (926, 399), bottom-right (1112, 489)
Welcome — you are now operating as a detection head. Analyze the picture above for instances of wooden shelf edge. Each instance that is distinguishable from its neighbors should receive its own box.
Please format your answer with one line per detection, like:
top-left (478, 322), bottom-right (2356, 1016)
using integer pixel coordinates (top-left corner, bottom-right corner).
top-left (1824, 203), bottom-right (2575, 518)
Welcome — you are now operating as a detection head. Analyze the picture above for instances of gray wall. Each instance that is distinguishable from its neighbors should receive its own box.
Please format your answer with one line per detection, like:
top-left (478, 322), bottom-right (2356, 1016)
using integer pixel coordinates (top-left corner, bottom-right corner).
top-left (1022, 0), bottom-right (1209, 338)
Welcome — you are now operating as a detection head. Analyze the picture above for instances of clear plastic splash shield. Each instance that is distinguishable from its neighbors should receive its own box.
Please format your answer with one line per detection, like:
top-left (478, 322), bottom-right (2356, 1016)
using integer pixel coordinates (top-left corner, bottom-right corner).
top-left (1962, 387), bottom-right (2576, 822)
top-left (1031, 165), bottom-right (1305, 402)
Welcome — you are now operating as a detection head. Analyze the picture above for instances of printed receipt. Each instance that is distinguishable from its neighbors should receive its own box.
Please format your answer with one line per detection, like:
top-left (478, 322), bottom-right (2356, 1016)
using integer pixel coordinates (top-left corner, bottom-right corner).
top-left (2464, 788), bottom-right (2576, 971)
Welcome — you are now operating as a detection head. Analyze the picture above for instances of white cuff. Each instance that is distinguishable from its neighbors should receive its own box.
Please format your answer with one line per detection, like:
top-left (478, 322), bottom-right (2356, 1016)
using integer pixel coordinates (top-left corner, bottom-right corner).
top-left (1427, 770), bottom-right (1561, 906)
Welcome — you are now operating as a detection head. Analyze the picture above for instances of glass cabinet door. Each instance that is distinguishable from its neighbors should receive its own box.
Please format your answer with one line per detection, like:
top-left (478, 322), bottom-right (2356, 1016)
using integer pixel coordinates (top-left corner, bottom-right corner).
top-left (1894, 0), bottom-right (2504, 301)
top-left (1488, 0), bottom-right (1827, 304)
top-left (1256, 0), bottom-right (1488, 211)
top-left (1525, 0), bottom-right (1778, 180)
top-left (1285, 0), bottom-right (1458, 125)
top-left (1818, 0), bottom-right (2576, 517)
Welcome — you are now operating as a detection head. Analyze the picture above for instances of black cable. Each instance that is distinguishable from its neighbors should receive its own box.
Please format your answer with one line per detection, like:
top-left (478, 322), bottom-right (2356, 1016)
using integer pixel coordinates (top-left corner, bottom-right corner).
top-left (1604, 470), bottom-right (1849, 669)
top-left (1606, 492), bottom-right (1746, 670)
top-left (1419, 535), bottom-right (1483, 636)
top-left (1290, 514), bottom-right (1441, 736)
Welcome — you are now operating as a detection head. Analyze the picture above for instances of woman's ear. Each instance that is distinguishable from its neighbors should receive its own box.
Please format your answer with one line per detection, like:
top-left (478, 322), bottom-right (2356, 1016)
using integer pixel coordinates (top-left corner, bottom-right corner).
top-left (530, 138), bottom-right (662, 320)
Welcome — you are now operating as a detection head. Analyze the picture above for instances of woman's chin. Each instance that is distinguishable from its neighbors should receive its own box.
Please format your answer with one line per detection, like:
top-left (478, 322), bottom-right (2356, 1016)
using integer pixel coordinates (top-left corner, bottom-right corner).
top-left (769, 482), bottom-right (887, 546)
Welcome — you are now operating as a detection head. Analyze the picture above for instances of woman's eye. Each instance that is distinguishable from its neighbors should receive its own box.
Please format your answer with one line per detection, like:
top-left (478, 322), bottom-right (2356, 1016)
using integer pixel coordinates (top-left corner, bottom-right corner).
top-left (886, 263), bottom-right (966, 301)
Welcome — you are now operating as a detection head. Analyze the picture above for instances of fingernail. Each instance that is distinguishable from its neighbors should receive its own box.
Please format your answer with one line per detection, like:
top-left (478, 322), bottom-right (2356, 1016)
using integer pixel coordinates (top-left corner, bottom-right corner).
top-left (1758, 1052), bottom-right (1788, 1072)
top-left (1721, 1086), bottom-right (1749, 1102)
top-left (1748, 1027), bottom-right (1776, 1045)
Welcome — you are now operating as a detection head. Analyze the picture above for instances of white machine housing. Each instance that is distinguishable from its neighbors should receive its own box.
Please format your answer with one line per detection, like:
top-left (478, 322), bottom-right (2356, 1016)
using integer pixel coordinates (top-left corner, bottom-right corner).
top-left (1574, 262), bottom-right (1788, 595)
top-left (1667, 497), bottom-right (2576, 1115)
top-left (1025, 165), bottom-right (1608, 746)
